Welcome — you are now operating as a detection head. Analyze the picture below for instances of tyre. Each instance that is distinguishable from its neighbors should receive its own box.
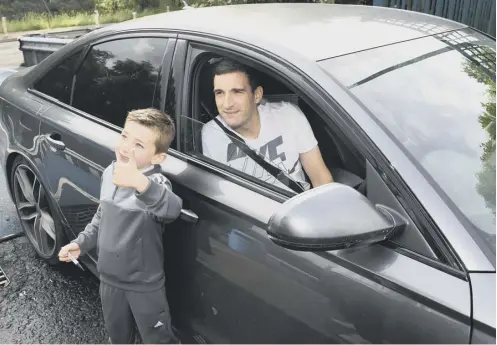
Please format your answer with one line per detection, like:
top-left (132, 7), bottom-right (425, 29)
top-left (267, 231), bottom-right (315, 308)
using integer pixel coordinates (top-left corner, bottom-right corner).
top-left (10, 156), bottom-right (65, 265)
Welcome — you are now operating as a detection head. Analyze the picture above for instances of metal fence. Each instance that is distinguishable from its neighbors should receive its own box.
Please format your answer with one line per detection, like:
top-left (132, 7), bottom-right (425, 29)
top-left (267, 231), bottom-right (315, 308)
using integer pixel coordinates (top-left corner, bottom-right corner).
top-left (372, 0), bottom-right (496, 37)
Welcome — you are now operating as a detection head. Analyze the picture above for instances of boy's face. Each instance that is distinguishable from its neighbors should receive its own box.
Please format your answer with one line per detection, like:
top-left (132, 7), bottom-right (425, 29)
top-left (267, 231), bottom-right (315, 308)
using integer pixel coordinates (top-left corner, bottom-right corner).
top-left (116, 120), bottom-right (166, 170)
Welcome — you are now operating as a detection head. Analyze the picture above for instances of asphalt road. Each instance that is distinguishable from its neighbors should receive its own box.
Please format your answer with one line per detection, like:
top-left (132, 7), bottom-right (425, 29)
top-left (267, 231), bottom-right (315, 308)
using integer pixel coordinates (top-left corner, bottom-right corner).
top-left (0, 163), bottom-right (22, 240)
top-left (0, 41), bottom-right (23, 69)
top-left (0, 24), bottom-right (104, 70)
top-left (0, 165), bottom-right (109, 343)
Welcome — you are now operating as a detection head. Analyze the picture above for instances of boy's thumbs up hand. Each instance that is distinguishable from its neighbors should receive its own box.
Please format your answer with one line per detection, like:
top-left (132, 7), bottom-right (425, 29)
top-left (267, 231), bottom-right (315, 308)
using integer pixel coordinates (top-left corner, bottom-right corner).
top-left (113, 149), bottom-right (149, 192)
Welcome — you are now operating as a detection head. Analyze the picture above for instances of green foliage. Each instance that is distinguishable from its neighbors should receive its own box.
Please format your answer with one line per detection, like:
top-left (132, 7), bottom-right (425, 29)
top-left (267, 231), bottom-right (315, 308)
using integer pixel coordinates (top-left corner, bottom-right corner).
top-left (4, 9), bottom-right (165, 32)
top-left (185, 0), bottom-right (375, 8)
top-left (463, 54), bottom-right (496, 215)
top-left (0, 0), bottom-right (356, 31)
top-left (0, 0), bottom-right (164, 20)
top-left (95, 0), bottom-right (134, 12)
top-left (94, 0), bottom-right (160, 12)
top-left (0, 0), bottom-right (95, 19)
top-left (0, 0), bottom-right (364, 19)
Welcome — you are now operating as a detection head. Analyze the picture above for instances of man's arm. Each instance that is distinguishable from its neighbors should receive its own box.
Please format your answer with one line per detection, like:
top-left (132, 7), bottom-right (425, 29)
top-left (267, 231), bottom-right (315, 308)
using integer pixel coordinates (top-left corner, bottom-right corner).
top-left (135, 174), bottom-right (183, 223)
top-left (71, 204), bottom-right (102, 256)
top-left (300, 146), bottom-right (333, 188)
top-left (285, 102), bottom-right (333, 188)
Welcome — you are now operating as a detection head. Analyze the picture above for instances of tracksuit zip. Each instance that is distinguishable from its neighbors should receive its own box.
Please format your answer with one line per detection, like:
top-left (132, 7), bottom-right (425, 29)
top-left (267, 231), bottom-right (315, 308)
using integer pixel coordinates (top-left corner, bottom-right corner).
top-left (112, 186), bottom-right (119, 200)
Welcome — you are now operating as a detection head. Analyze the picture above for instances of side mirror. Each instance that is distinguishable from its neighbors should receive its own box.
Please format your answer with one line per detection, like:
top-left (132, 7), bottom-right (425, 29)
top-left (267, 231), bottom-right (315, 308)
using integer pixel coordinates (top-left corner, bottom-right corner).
top-left (267, 183), bottom-right (406, 251)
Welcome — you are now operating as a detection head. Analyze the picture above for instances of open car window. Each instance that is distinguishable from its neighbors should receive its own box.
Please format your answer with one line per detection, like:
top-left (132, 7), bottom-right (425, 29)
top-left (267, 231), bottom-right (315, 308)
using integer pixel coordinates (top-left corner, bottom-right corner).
top-left (181, 114), bottom-right (307, 196)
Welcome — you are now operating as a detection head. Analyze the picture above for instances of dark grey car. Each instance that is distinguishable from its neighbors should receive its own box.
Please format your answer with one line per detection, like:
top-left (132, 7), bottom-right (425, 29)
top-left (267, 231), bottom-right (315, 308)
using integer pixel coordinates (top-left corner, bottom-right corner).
top-left (0, 3), bottom-right (495, 343)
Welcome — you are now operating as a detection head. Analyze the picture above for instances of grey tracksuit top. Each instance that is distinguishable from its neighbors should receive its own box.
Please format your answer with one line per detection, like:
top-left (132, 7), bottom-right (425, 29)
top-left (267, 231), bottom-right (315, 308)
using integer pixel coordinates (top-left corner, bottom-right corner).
top-left (72, 162), bottom-right (183, 292)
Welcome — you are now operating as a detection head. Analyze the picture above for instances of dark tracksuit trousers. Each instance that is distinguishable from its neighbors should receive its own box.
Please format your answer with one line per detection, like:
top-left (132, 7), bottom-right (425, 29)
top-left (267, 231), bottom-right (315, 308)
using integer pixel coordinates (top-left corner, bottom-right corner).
top-left (72, 163), bottom-right (183, 344)
top-left (100, 282), bottom-right (176, 344)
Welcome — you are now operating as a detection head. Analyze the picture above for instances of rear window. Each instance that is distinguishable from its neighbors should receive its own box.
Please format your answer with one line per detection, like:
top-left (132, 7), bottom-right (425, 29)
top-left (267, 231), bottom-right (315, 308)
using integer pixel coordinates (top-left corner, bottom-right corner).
top-left (72, 37), bottom-right (167, 127)
top-left (320, 29), bottom-right (496, 263)
top-left (34, 52), bottom-right (81, 104)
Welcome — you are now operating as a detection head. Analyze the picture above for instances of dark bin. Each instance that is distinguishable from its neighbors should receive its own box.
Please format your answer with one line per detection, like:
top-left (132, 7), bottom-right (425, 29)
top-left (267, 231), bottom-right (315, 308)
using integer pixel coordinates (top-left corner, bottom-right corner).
top-left (18, 28), bottom-right (93, 67)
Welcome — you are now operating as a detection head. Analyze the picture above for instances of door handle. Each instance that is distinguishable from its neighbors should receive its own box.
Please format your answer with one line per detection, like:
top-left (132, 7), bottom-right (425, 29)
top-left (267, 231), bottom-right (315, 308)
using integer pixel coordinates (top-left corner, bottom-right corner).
top-left (180, 209), bottom-right (198, 223)
top-left (46, 132), bottom-right (66, 151)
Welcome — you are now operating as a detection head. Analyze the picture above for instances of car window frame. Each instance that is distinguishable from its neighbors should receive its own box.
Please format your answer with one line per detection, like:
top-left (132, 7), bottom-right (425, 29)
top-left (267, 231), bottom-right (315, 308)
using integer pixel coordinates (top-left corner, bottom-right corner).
top-left (178, 41), bottom-right (366, 200)
top-left (28, 31), bottom-right (177, 131)
top-left (70, 35), bottom-right (167, 126)
top-left (172, 34), bottom-right (469, 275)
top-left (185, 57), bottom-right (303, 198)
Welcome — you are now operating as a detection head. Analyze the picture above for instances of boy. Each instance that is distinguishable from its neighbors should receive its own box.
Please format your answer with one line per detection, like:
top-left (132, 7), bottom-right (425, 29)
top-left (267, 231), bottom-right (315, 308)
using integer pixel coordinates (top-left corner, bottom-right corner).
top-left (58, 108), bottom-right (182, 344)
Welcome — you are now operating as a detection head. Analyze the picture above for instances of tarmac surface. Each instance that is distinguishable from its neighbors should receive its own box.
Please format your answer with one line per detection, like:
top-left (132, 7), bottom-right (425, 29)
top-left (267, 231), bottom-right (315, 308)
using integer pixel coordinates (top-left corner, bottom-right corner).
top-left (0, 166), bottom-right (109, 343)
top-left (0, 40), bottom-right (23, 70)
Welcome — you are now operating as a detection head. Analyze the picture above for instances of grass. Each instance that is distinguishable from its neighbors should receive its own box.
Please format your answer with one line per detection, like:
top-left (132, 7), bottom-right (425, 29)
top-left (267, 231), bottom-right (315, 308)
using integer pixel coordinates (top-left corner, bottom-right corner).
top-left (4, 9), bottom-right (165, 34)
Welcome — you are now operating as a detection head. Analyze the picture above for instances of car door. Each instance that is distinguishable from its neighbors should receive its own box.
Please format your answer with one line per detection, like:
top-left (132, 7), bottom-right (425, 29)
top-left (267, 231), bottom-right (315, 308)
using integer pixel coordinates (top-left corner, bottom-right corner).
top-left (29, 33), bottom-right (176, 264)
top-left (161, 37), bottom-right (473, 344)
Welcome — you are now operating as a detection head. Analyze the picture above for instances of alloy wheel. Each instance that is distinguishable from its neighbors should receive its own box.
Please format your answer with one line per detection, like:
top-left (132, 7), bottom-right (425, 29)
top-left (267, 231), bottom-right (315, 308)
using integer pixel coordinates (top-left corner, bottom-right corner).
top-left (13, 164), bottom-right (57, 257)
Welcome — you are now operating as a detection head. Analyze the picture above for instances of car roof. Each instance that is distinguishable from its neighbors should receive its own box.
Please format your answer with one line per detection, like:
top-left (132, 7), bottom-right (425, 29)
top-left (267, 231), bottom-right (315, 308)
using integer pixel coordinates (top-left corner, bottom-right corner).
top-left (100, 3), bottom-right (468, 61)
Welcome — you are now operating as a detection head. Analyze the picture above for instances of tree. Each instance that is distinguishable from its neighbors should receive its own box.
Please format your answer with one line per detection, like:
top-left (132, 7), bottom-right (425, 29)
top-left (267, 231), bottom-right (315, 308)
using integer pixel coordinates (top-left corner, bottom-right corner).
top-left (94, 0), bottom-right (160, 11)
top-left (463, 51), bottom-right (496, 215)
top-left (0, 0), bottom-right (96, 18)
top-left (48, 0), bottom-right (95, 13)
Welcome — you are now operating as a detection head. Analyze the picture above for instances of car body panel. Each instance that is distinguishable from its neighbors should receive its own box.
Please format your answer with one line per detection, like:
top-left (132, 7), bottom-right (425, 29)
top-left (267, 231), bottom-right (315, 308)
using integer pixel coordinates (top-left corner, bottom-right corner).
top-left (0, 69), bottom-right (19, 86)
top-left (103, 3), bottom-right (467, 61)
top-left (0, 4), bottom-right (493, 344)
top-left (174, 27), bottom-right (493, 272)
top-left (164, 32), bottom-right (474, 343)
top-left (319, 29), bottom-right (496, 268)
top-left (162, 153), bottom-right (472, 344)
top-left (0, 71), bottom-right (49, 198)
top-left (35, 101), bottom-right (114, 242)
top-left (470, 272), bottom-right (496, 343)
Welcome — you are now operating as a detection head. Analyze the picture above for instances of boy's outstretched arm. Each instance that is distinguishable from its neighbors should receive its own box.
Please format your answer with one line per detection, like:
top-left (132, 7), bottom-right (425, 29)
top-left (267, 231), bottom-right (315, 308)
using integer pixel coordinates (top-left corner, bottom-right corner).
top-left (71, 204), bottom-right (102, 255)
top-left (135, 174), bottom-right (183, 223)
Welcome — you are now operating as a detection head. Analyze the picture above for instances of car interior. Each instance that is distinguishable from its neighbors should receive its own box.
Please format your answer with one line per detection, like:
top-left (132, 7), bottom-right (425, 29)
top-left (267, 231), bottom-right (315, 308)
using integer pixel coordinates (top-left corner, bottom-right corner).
top-left (186, 54), bottom-right (367, 195)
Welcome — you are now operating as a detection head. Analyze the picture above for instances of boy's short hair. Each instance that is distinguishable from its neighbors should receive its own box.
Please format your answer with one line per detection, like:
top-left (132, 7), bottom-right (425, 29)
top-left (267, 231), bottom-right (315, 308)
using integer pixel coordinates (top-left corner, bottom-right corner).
top-left (125, 108), bottom-right (175, 153)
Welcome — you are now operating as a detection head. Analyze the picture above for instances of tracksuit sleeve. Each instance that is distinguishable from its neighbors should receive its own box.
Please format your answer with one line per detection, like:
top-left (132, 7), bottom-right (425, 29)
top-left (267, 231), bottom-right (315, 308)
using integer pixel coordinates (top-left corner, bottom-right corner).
top-left (71, 204), bottom-right (101, 256)
top-left (135, 174), bottom-right (183, 223)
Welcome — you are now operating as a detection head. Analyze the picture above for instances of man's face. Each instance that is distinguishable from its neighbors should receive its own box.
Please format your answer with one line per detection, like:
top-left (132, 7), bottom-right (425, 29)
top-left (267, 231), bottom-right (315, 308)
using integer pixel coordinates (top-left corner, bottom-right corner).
top-left (213, 72), bottom-right (261, 130)
top-left (115, 120), bottom-right (165, 169)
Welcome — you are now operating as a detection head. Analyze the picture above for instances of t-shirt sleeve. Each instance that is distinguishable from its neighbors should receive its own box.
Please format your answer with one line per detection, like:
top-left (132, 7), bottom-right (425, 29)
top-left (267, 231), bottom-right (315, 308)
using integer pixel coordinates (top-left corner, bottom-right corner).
top-left (201, 120), bottom-right (226, 163)
top-left (201, 125), bottom-right (212, 158)
top-left (287, 103), bottom-right (318, 154)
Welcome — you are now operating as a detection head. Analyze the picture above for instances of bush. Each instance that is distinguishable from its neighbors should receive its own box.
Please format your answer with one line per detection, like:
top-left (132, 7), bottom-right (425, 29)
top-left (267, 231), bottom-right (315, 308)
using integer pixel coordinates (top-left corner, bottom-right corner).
top-left (4, 9), bottom-right (166, 33)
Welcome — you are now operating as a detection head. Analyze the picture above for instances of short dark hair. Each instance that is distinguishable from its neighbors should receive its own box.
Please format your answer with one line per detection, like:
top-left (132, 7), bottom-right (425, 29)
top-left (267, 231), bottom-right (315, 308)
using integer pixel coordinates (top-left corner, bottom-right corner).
top-left (212, 58), bottom-right (260, 92)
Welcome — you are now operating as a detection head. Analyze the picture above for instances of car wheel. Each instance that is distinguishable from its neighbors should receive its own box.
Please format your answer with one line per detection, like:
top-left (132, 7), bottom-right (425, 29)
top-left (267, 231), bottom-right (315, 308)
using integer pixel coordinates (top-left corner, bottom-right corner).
top-left (10, 156), bottom-right (64, 265)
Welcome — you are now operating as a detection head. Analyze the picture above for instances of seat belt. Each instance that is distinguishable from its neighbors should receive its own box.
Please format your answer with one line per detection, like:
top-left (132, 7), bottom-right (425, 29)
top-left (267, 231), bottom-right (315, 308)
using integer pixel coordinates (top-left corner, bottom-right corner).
top-left (211, 117), bottom-right (305, 194)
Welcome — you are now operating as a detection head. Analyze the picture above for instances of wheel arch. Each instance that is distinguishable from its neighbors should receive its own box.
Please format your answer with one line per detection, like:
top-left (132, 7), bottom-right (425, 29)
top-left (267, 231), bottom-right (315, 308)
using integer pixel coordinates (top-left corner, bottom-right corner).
top-left (7, 150), bottom-right (71, 240)
top-left (5, 151), bottom-right (20, 201)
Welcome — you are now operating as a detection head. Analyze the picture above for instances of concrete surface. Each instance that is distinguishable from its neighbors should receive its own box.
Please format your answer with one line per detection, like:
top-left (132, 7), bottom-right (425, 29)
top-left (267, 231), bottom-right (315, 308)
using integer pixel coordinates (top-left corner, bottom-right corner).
top-left (0, 166), bottom-right (22, 240)
top-left (0, 41), bottom-right (23, 69)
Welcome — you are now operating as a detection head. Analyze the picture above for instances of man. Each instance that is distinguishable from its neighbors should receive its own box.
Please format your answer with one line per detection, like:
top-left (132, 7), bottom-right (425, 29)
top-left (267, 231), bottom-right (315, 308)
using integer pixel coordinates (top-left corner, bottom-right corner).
top-left (201, 58), bottom-right (333, 192)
